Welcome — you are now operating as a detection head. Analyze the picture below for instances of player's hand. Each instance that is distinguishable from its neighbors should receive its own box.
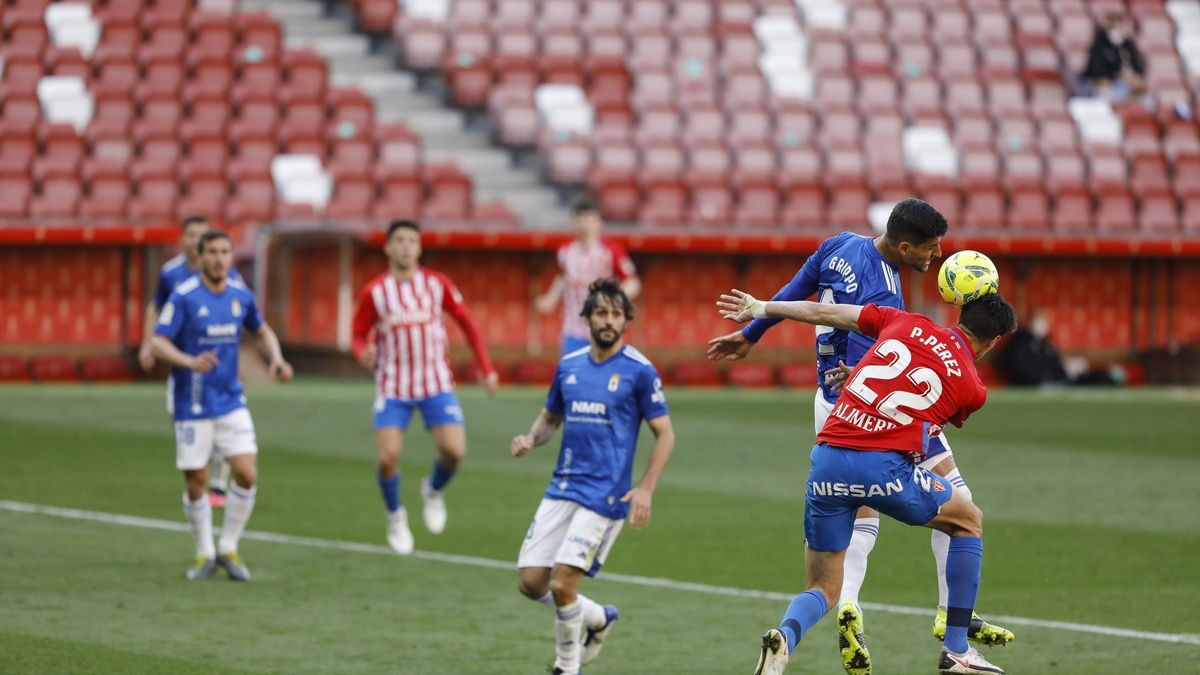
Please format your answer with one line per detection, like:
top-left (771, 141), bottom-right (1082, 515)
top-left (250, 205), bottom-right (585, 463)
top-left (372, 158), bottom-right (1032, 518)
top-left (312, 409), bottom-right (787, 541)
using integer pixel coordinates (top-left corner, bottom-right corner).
top-left (480, 370), bottom-right (499, 398)
top-left (511, 434), bottom-right (535, 457)
top-left (358, 344), bottom-right (377, 369)
top-left (270, 359), bottom-right (294, 383)
top-left (620, 485), bottom-right (653, 529)
top-left (534, 294), bottom-right (557, 315)
top-left (824, 360), bottom-right (852, 394)
top-left (191, 350), bottom-right (219, 373)
top-left (137, 345), bottom-right (156, 372)
top-left (706, 330), bottom-right (754, 362)
top-left (716, 289), bottom-right (764, 324)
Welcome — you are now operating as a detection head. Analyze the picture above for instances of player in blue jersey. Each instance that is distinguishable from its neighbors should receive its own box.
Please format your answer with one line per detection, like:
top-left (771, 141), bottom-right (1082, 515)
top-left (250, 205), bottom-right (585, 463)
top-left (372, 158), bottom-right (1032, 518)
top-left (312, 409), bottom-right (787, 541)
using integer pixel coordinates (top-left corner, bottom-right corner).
top-left (152, 231), bottom-right (293, 582)
top-left (707, 200), bottom-right (1012, 674)
top-left (511, 278), bottom-right (675, 675)
top-left (139, 215), bottom-right (244, 508)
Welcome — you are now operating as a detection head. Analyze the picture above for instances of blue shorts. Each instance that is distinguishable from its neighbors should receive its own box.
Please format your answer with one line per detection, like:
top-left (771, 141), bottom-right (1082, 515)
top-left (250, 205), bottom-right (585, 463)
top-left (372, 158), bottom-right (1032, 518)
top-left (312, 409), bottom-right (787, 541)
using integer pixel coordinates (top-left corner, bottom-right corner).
top-left (804, 443), bottom-right (953, 552)
top-left (373, 392), bottom-right (465, 431)
top-left (560, 334), bottom-right (589, 355)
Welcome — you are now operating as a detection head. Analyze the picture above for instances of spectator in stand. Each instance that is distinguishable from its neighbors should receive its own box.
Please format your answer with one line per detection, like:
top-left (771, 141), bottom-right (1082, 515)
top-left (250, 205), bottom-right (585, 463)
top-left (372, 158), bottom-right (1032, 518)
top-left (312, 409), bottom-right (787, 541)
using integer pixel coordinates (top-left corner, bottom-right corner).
top-left (1001, 312), bottom-right (1068, 386)
top-left (1079, 11), bottom-right (1148, 103)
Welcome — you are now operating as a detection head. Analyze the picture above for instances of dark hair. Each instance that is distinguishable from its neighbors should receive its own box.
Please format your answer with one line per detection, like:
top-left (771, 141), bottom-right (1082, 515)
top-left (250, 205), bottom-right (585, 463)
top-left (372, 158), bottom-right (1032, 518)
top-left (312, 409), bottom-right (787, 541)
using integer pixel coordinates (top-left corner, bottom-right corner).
top-left (958, 294), bottom-right (1017, 342)
top-left (885, 198), bottom-right (948, 246)
top-left (387, 219), bottom-right (421, 239)
top-left (197, 230), bottom-right (231, 254)
top-left (579, 277), bottom-right (634, 321)
top-left (181, 214), bottom-right (209, 231)
top-left (572, 199), bottom-right (599, 217)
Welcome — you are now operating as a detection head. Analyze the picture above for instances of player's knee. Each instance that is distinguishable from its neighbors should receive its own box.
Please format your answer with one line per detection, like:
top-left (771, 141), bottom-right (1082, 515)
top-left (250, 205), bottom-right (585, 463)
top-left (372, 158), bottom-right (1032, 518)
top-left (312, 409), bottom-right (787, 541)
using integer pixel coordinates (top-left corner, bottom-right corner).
top-left (548, 575), bottom-right (578, 604)
top-left (957, 502), bottom-right (983, 538)
top-left (234, 467), bottom-right (257, 489)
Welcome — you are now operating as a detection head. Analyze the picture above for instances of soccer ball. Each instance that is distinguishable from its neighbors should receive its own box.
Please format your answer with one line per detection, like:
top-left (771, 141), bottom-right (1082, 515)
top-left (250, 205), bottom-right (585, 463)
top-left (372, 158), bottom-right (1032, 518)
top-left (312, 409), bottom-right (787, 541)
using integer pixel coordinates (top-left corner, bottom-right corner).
top-left (937, 251), bottom-right (999, 307)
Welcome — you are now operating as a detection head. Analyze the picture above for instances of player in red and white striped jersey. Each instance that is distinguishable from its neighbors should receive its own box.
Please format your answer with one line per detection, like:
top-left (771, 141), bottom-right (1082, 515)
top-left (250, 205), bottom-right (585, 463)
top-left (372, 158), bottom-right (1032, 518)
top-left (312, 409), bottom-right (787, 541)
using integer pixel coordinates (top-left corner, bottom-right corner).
top-left (536, 200), bottom-right (640, 354)
top-left (351, 220), bottom-right (499, 555)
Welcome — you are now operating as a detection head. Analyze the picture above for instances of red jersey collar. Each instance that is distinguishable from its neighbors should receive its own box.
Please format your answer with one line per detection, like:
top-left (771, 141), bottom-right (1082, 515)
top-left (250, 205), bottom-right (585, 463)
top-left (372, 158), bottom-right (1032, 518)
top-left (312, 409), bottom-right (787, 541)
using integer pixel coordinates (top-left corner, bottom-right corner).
top-left (947, 327), bottom-right (976, 360)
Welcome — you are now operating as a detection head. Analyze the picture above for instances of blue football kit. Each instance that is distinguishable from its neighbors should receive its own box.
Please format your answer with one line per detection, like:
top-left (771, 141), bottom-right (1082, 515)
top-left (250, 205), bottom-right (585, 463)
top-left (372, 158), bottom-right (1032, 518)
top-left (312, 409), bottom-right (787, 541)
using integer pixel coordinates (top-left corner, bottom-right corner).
top-left (155, 276), bottom-right (263, 421)
top-left (543, 345), bottom-right (669, 520)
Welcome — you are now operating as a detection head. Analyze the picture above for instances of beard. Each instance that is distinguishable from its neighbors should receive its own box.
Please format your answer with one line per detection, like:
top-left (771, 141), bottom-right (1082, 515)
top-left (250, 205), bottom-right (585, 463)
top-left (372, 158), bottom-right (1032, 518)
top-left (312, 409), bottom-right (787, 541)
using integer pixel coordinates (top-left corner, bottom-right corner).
top-left (591, 325), bottom-right (622, 349)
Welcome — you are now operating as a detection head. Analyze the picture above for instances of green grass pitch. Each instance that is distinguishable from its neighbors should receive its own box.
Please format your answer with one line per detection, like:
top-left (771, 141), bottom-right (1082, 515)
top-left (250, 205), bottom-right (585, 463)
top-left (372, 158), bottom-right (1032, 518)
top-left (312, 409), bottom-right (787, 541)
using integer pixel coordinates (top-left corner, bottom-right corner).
top-left (0, 382), bottom-right (1197, 674)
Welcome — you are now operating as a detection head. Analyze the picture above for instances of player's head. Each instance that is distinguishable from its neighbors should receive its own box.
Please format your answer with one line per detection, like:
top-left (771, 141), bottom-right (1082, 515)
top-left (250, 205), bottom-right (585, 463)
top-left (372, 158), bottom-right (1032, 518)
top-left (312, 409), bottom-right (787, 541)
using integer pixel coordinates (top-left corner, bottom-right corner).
top-left (197, 230), bottom-right (232, 284)
top-left (957, 294), bottom-right (1018, 358)
top-left (384, 219), bottom-right (421, 270)
top-left (572, 199), bottom-right (602, 242)
top-left (579, 277), bottom-right (633, 349)
top-left (884, 199), bottom-right (947, 273)
top-left (180, 215), bottom-right (210, 261)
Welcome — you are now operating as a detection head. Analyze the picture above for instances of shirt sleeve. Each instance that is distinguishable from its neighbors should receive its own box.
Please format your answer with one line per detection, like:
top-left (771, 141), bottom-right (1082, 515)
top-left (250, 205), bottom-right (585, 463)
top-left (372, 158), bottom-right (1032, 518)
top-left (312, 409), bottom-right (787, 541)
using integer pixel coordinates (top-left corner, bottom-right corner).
top-left (154, 270), bottom-right (172, 310)
top-left (154, 292), bottom-right (185, 341)
top-left (351, 283), bottom-right (379, 359)
top-left (855, 304), bottom-right (904, 338)
top-left (948, 386), bottom-right (987, 428)
top-left (605, 241), bottom-right (637, 281)
top-left (242, 293), bottom-right (264, 332)
top-left (741, 244), bottom-right (825, 343)
top-left (635, 364), bottom-right (670, 420)
top-left (439, 273), bottom-right (496, 376)
top-left (545, 363), bottom-right (565, 415)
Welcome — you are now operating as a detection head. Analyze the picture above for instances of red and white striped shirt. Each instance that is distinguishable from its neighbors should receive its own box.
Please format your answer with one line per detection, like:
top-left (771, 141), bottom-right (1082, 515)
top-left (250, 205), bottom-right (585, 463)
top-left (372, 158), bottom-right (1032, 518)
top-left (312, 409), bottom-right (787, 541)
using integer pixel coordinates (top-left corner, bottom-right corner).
top-left (557, 239), bottom-right (637, 338)
top-left (351, 268), bottom-right (495, 401)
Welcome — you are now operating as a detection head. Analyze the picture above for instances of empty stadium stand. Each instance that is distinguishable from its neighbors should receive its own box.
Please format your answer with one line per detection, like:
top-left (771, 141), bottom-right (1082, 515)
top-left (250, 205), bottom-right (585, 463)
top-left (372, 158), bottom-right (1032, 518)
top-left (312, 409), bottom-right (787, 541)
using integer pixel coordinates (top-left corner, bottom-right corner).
top-left (339, 0), bottom-right (1200, 234)
top-left (0, 0), bottom-right (499, 227)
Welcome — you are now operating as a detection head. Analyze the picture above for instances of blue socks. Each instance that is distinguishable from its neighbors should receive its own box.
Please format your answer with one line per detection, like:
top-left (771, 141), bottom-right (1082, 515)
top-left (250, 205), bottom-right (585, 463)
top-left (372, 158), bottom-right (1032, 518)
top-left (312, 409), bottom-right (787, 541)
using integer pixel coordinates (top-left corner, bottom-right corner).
top-left (377, 472), bottom-right (400, 513)
top-left (945, 536), bottom-right (984, 654)
top-left (429, 459), bottom-right (456, 492)
top-left (779, 589), bottom-right (828, 652)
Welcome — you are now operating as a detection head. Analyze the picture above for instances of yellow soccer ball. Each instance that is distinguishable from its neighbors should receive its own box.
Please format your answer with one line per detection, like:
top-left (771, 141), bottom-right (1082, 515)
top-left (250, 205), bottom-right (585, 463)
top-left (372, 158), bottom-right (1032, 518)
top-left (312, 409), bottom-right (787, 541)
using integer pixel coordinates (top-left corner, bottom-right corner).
top-left (937, 250), bottom-right (999, 307)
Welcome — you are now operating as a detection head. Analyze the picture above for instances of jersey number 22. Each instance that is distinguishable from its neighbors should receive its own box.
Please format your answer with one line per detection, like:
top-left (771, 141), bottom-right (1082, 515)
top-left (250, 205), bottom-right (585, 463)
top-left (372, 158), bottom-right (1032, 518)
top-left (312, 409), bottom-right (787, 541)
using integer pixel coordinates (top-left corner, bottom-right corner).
top-left (845, 339), bottom-right (943, 425)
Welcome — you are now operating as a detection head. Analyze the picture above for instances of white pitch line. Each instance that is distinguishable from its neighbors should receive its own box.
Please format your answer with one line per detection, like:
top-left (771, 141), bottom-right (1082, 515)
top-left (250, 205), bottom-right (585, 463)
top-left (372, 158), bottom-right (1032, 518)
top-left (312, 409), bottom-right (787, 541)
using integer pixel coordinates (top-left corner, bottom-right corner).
top-left (3, 500), bottom-right (1198, 647)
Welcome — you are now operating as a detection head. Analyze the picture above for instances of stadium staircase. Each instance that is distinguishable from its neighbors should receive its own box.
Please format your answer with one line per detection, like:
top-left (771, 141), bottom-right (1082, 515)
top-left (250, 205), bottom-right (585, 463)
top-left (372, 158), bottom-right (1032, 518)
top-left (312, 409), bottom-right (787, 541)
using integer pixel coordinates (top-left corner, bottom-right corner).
top-left (244, 0), bottom-right (568, 228)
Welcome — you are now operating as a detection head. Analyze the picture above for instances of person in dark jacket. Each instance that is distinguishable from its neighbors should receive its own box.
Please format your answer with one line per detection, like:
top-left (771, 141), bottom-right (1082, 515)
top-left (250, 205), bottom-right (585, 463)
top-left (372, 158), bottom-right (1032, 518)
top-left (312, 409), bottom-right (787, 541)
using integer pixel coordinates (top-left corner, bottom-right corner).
top-left (1079, 11), bottom-right (1147, 102)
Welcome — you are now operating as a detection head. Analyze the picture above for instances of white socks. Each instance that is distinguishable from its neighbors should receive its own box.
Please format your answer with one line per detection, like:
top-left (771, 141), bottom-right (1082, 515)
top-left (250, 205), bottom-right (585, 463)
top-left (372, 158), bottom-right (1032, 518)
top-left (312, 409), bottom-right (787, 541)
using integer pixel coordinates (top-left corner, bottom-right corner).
top-left (839, 517), bottom-right (880, 605)
top-left (934, 468), bottom-right (971, 608)
top-left (218, 484), bottom-right (257, 555)
top-left (182, 491), bottom-right (215, 560)
top-left (536, 592), bottom-right (606, 629)
top-left (575, 593), bottom-right (607, 629)
top-left (554, 601), bottom-right (584, 674)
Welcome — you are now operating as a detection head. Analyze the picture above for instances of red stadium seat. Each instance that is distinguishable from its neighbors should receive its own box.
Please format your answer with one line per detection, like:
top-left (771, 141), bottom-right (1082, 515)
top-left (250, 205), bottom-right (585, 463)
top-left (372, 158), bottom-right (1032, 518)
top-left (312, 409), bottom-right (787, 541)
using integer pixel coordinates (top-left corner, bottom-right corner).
top-left (669, 361), bottom-right (722, 387)
top-left (1138, 191), bottom-right (1180, 233)
top-left (238, 11), bottom-right (283, 60)
top-left (1008, 187), bottom-right (1050, 231)
top-left (1095, 189), bottom-right (1136, 232)
top-left (963, 186), bottom-right (1006, 231)
top-left (30, 356), bottom-right (78, 383)
top-left (80, 355), bottom-right (134, 382)
top-left (0, 356), bottom-right (30, 382)
top-left (30, 170), bottom-right (82, 218)
top-left (727, 362), bottom-right (776, 388)
top-left (1051, 188), bottom-right (1093, 233)
top-left (422, 164), bottom-right (472, 219)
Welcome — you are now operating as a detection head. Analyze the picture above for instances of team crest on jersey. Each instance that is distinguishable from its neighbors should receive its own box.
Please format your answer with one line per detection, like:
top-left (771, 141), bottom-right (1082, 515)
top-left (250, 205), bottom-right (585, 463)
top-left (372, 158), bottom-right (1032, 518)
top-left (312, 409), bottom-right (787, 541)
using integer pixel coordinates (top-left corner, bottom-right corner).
top-left (231, 299), bottom-right (242, 317)
top-left (932, 481), bottom-right (946, 492)
top-left (607, 374), bottom-right (620, 391)
top-left (197, 305), bottom-right (209, 317)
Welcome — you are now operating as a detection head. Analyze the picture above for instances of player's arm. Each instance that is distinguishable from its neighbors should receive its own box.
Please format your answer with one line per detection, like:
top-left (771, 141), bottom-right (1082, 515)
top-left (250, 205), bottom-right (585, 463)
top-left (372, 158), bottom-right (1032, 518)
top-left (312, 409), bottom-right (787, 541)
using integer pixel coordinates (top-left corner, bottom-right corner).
top-left (350, 285), bottom-right (379, 369)
top-left (718, 289), bottom-right (864, 332)
top-left (138, 301), bottom-right (159, 371)
top-left (150, 296), bottom-right (217, 371)
top-left (622, 414), bottom-right (674, 529)
top-left (441, 276), bottom-right (499, 396)
top-left (534, 273), bottom-right (566, 314)
top-left (255, 323), bottom-right (293, 382)
top-left (706, 249), bottom-right (822, 361)
top-left (510, 409), bottom-right (564, 456)
top-left (608, 241), bottom-right (641, 301)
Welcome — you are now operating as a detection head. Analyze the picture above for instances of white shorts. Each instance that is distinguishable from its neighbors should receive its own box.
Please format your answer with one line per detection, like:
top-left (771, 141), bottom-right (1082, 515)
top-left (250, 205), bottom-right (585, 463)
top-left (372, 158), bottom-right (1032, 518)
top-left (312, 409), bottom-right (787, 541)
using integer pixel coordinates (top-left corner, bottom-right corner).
top-left (174, 407), bottom-right (258, 471)
top-left (813, 390), bottom-right (954, 469)
top-left (517, 498), bottom-right (624, 577)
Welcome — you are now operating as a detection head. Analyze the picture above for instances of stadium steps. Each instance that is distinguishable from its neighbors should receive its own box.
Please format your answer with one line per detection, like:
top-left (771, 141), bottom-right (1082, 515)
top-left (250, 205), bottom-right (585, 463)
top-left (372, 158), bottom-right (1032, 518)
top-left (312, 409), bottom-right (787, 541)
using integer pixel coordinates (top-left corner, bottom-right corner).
top-left (244, 0), bottom-right (572, 228)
